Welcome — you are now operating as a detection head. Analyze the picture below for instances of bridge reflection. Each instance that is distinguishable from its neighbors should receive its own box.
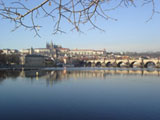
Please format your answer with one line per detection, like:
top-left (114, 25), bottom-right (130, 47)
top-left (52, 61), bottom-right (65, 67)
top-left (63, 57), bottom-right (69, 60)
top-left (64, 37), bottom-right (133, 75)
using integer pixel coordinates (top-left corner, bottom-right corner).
top-left (0, 68), bottom-right (160, 86)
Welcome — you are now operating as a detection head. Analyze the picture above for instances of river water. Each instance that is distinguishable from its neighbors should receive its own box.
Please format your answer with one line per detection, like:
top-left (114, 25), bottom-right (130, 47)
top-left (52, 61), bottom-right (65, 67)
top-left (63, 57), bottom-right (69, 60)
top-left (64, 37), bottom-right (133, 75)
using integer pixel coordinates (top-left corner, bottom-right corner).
top-left (0, 68), bottom-right (160, 120)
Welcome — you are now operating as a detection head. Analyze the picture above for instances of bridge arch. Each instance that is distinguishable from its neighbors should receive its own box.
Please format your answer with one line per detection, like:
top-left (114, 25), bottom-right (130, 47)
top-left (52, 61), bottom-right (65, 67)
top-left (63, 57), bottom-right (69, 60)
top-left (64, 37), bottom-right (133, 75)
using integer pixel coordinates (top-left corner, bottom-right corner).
top-left (95, 62), bottom-right (101, 67)
top-left (117, 61), bottom-right (124, 67)
top-left (130, 61), bottom-right (140, 68)
top-left (130, 61), bottom-right (135, 68)
top-left (86, 62), bottom-right (92, 67)
top-left (105, 62), bottom-right (112, 67)
top-left (79, 61), bottom-right (86, 67)
top-left (144, 61), bottom-right (156, 68)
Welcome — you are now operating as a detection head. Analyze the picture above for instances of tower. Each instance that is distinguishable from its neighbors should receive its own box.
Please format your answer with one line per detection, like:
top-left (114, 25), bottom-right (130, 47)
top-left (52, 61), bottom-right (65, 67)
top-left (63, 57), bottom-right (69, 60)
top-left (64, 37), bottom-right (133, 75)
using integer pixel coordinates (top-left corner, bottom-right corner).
top-left (46, 42), bottom-right (50, 49)
top-left (46, 41), bottom-right (54, 49)
top-left (50, 41), bottom-right (54, 49)
top-left (29, 47), bottom-right (34, 54)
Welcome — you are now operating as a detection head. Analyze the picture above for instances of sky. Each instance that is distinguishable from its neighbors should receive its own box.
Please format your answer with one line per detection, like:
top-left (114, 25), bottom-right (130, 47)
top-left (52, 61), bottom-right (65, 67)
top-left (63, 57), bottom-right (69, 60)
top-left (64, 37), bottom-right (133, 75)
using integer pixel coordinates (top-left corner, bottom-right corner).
top-left (0, 0), bottom-right (160, 52)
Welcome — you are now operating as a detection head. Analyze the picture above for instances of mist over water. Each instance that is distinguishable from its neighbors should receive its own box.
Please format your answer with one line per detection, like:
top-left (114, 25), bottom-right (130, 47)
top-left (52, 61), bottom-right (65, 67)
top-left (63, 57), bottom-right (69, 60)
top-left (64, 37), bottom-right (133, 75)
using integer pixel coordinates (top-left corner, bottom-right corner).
top-left (0, 68), bottom-right (160, 120)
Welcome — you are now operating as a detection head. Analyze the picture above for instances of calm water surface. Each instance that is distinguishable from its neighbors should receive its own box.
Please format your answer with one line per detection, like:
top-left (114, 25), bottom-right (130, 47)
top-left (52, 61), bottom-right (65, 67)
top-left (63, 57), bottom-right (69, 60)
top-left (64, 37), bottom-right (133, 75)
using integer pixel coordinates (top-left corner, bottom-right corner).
top-left (0, 68), bottom-right (160, 120)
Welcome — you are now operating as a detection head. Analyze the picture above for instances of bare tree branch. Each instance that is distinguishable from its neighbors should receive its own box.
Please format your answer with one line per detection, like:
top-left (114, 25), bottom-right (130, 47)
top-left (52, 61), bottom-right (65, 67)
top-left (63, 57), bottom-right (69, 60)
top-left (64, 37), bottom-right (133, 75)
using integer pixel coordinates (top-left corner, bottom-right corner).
top-left (0, 0), bottom-right (159, 36)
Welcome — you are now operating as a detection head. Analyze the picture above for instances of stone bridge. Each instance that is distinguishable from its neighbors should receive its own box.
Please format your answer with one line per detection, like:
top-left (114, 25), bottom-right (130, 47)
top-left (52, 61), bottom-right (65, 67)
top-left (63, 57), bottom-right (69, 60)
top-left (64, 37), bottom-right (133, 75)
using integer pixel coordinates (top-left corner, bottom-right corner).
top-left (83, 58), bottom-right (160, 68)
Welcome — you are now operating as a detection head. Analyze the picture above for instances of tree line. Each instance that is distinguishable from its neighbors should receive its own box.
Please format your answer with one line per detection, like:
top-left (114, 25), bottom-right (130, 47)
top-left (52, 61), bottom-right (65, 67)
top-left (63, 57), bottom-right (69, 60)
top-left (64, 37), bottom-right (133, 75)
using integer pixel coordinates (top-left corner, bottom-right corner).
top-left (0, 51), bottom-right (20, 66)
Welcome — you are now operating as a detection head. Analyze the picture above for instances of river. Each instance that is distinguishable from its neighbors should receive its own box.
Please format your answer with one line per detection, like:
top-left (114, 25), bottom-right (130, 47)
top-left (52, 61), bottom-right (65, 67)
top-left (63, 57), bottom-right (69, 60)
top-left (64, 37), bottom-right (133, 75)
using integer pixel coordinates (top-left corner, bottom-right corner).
top-left (0, 68), bottom-right (160, 120)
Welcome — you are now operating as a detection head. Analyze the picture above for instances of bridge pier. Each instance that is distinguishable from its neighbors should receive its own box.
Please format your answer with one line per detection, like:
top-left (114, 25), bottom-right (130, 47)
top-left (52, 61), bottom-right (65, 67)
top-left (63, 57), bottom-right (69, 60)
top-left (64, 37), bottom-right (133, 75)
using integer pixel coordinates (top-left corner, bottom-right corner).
top-left (141, 59), bottom-right (145, 68)
top-left (112, 62), bottom-right (117, 67)
top-left (156, 62), bottom-right (160, 68)
top-left (101, 62), bottom-right (106, 67)
top-left (91, 63), bottom-right (95, 67)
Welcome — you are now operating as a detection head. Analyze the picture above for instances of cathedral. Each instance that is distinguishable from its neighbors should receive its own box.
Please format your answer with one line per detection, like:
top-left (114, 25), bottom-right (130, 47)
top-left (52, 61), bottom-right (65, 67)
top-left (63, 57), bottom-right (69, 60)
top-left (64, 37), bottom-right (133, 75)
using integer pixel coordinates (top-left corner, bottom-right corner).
top-left (20, 41), bottom-right (62, 58)
top-left (46, 41), bottom-right (54, 49)
top-left (46, 41), bottom-right (62, 49)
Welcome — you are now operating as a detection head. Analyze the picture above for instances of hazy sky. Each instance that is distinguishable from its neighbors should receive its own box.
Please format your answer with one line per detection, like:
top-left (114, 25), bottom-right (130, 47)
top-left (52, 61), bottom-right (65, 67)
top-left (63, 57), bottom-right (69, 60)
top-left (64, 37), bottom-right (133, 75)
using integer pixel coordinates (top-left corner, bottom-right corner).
top-left (0, 1), bottom-right (160, 52)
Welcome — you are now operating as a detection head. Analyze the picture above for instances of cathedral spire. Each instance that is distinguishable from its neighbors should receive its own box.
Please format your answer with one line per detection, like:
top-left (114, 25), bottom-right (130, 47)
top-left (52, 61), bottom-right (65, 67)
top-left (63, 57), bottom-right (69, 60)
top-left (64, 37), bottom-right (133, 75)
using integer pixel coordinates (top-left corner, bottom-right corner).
top-left (50, 40), bottom-right (53, 48)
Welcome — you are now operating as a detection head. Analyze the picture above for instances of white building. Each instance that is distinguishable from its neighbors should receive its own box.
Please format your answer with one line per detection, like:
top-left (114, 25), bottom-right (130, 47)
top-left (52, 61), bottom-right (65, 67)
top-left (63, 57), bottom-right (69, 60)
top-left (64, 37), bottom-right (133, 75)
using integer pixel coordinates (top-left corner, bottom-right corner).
top-left (34, 48), bottom-right (50, 53)
top-left (20, 49), bottom-right (30, 54)
top-left (2, 49), bottom-right (19, 54)
top-left (69, 49), bottom-right (106, 56)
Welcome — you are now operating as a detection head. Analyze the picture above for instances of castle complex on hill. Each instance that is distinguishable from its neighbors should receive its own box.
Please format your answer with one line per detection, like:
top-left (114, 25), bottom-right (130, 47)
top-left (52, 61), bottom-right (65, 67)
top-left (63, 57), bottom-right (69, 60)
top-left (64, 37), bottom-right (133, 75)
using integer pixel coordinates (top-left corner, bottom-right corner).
top-left (1, 41), bottom-right (107, 58)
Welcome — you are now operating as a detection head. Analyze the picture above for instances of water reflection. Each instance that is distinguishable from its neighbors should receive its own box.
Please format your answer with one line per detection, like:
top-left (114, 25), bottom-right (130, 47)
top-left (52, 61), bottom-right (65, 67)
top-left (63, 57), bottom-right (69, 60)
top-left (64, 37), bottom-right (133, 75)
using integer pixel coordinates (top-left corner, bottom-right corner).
top-left (1, 68), bottom-right (160, 120)
top-left (0, 68), bottom-right (159, 86)
top-left (0, 70), bottom-right (21, 83)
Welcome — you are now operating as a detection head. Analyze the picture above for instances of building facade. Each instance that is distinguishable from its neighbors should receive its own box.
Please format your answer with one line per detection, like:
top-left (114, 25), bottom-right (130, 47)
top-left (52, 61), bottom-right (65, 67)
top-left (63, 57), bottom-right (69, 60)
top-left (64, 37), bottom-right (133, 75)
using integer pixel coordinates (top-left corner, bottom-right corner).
top-left (69, 49), bottom-right (106, 56)
top-left (2, 49), bottom-right (19, 54)
top-left (24, 54), bottom-right (46, 67)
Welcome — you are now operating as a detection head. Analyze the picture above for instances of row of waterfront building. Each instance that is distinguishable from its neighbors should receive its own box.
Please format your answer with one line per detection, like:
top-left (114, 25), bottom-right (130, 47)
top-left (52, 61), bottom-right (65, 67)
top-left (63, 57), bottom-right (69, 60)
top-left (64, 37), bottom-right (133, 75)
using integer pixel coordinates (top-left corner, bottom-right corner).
top-left (1, 42), bottom-right (106, 58)
top-left (0, 42), bottom-right (107, 67)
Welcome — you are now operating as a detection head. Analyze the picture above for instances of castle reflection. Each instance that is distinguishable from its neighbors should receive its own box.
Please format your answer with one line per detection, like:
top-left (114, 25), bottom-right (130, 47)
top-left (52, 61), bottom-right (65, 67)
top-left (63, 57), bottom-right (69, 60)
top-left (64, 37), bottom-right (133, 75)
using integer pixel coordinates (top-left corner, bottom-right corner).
top-left (0, 68), bottom-right (160, 86)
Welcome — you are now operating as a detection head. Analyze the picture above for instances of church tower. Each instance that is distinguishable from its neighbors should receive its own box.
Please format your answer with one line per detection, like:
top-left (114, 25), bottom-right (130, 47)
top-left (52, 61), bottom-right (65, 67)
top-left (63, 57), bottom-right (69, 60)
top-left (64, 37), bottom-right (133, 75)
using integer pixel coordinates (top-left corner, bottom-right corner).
top-left (50, 41), bottom-right (54, 49)
top-left (46, 41), bottom-right (54, 49)
top-left (29, 47), bottom-right (34, 54)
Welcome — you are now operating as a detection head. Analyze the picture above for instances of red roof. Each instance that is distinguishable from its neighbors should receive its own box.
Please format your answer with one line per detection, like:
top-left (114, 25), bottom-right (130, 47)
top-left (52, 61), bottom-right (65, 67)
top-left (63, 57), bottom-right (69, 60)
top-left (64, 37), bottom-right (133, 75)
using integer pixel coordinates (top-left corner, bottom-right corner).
top-left (59, 48), bottom-right (70, 50)
top-left (71, 49), bottom-right (104, 52)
